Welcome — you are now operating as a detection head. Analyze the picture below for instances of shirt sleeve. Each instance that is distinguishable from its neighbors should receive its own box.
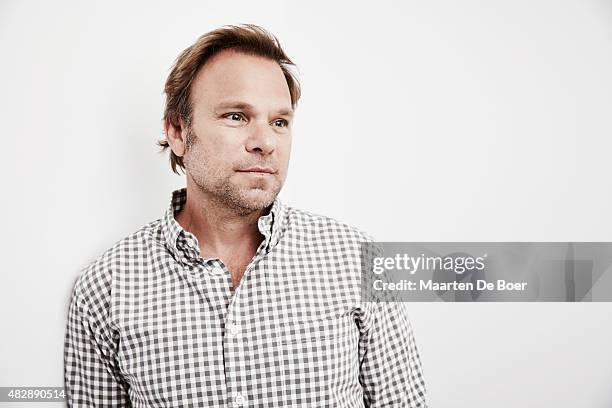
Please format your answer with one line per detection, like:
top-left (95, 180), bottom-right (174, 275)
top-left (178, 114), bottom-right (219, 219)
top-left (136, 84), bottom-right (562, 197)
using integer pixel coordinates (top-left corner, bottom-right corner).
top-left (64, 278), bottom-right (132, 407)
top-left (359, 301), bottom-right (428, 407)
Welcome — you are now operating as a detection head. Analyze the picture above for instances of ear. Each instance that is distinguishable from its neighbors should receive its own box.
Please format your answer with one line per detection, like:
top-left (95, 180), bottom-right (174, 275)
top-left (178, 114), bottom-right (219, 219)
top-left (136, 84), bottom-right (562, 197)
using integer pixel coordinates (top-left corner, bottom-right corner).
top-left (164, 118), bottom-right (188, 158)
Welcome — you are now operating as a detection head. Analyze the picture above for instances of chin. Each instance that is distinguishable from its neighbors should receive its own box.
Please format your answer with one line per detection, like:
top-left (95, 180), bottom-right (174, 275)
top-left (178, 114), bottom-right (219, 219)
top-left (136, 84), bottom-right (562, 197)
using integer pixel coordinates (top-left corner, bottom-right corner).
top-left (242, 191), bottom-right (276, 209)
top-left (213, 177), bottom-right (281, 212)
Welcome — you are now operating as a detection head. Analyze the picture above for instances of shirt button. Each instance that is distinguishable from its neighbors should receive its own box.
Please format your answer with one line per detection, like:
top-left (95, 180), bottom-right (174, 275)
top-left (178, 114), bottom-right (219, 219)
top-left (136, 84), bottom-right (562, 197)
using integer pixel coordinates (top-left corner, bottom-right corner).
top-left (227, 322), bottom-right (241, 338)
top-left (233, 393), bottom-right (247, 407)
top-left (211, 266), bottom-right (224, 275)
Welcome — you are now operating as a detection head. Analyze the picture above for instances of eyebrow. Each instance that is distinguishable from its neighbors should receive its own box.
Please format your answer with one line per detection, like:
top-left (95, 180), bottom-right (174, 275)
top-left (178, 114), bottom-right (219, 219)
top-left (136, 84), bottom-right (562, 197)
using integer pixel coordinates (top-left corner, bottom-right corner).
top-left (213, 101), bottom-right (294, 118)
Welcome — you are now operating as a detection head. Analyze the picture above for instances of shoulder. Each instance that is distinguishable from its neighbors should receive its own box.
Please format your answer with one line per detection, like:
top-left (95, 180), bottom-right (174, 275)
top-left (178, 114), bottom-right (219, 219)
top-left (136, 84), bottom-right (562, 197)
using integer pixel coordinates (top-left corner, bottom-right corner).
top-left (283, 204), bottom-right (375, 244)
top-left (70, 219), bottom-right (163, 312)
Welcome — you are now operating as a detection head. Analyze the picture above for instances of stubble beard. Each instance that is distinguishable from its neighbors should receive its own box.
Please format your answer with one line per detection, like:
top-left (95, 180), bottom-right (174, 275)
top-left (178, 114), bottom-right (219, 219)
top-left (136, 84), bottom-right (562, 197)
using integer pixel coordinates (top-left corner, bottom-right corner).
top-left (183, 126), bottom-right (282, 215)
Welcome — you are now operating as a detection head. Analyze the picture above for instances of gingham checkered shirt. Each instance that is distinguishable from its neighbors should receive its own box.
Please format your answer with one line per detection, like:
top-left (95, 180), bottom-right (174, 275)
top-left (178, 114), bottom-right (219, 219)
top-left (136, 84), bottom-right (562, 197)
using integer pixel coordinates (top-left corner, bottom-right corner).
top-left (64, 188), bottom-right (427, 407)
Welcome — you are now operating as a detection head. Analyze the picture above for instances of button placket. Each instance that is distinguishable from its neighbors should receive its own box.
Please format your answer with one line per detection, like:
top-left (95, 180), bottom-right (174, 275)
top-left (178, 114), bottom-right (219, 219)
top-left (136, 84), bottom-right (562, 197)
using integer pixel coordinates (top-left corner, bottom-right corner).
top-left (221, 260), bottom-right (243, 408)
top-left (224, 318), bottom-right (246, 407)
top-left (222, 256), bottom-right (266, 408)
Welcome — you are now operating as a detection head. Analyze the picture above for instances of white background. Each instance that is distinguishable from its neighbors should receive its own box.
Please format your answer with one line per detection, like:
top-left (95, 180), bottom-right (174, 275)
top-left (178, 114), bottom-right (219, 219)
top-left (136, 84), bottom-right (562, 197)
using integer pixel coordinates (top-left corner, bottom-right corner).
top-left (1, 0), bottom-right (611, 406)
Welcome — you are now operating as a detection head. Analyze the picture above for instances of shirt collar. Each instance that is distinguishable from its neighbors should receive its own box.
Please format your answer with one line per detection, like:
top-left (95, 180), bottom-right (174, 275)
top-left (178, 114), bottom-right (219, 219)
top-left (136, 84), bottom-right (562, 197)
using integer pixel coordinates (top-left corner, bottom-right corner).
top-left (161, 188), bottom-right (286, 265)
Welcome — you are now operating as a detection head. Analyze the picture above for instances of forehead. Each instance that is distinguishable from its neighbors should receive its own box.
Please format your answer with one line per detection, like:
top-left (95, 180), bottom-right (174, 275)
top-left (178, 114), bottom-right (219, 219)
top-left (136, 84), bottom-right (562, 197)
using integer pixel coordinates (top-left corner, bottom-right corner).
top-left (190, 49), bottom-right (292, 111)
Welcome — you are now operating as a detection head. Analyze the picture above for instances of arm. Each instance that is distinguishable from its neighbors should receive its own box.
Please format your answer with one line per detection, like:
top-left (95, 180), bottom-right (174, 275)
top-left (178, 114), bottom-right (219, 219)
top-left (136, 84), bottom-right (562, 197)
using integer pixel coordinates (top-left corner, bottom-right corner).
top-left (359, 301), bottom-right (428, 407)
top-left (64, 280), bottom-right (131, 407)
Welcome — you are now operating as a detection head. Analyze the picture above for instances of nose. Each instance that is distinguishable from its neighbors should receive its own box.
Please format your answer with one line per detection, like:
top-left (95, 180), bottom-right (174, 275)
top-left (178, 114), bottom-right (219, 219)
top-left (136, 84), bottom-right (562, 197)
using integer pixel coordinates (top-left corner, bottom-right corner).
top-left (245, 120), bottom-right (276, 155)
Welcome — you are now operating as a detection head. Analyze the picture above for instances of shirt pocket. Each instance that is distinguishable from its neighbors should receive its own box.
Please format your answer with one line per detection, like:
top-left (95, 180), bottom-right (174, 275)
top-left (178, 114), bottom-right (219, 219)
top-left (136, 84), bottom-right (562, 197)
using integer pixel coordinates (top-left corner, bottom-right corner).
top-left (273, 314), bottom-right (363, 405)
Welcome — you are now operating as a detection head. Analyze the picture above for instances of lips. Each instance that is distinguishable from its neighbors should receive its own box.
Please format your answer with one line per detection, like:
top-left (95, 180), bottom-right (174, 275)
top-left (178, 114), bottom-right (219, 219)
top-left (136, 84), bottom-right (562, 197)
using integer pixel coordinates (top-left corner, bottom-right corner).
top-left (237, 166), bottom-right (277, 174)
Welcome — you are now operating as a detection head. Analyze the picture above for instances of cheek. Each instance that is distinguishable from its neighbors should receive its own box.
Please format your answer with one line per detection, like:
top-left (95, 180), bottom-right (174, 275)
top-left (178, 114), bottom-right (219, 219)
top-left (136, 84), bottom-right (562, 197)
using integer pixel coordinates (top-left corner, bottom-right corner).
top-left (185, 144), bottom-right (208, 167)
top-left (186, 131), bottom-right (225, 162)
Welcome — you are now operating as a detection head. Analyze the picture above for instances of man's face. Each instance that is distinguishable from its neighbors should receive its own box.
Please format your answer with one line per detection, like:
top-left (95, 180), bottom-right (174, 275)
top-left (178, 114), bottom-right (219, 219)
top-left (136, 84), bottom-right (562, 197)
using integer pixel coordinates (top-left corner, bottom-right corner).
top-left (180, 49), bottom-right (293, 214)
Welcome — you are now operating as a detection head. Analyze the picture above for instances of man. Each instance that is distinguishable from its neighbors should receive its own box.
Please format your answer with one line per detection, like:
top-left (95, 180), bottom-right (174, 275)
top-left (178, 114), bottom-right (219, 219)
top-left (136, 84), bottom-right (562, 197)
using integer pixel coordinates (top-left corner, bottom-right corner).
top-left (64, 24), bottom-right (427, 407)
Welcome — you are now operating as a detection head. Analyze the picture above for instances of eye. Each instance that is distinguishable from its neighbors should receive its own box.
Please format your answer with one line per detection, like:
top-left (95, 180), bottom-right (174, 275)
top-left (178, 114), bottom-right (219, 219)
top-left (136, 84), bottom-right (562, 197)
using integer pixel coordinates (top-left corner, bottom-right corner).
top-left (225, 113), bottom-right (246, 122)
top-left (272, 119), bottom-right (289, 128)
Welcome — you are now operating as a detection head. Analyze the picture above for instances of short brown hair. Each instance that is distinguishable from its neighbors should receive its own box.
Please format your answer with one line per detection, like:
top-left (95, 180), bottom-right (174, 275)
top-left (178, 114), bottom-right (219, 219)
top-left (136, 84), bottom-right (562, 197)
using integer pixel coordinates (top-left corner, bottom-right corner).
top-left (158, 24), bottom-right (301, 175)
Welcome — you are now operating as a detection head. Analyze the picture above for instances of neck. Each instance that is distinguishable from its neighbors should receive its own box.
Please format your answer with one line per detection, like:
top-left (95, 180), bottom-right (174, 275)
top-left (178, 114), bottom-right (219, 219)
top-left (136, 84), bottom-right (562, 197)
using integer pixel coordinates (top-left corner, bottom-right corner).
top-left (175, 182), bottom-right (270, 259)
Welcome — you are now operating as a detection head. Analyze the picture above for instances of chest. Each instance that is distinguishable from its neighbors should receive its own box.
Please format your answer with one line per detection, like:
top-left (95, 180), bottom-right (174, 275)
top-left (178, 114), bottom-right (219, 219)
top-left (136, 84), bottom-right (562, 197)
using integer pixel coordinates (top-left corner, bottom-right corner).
top-left (116, 254), bottom-right (364, 406)
top-left (225, 256), bottom-right (252, 289)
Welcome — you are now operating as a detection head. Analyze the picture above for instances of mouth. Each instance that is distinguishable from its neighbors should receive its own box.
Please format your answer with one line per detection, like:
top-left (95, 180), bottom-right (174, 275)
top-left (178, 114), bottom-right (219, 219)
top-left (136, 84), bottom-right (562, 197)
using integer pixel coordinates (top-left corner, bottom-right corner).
top-left (237, 166), bottom-right (277, 175)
